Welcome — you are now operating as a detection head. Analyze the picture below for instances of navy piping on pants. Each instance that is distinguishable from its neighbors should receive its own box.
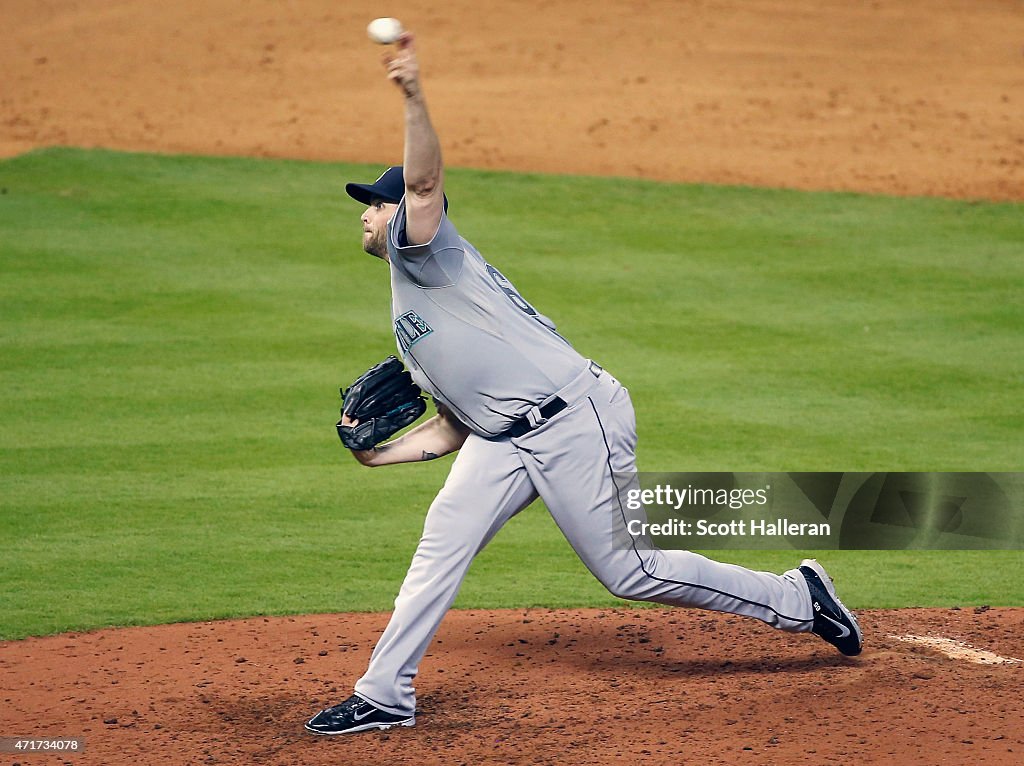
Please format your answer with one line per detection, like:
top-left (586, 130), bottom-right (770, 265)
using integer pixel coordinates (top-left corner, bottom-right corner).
top-left (586, 396), bottom-right (813, 628)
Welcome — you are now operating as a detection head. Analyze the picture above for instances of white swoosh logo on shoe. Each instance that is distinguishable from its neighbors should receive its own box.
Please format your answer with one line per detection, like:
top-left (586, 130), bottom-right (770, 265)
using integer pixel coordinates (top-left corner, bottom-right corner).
top-left (821, 613), bottom-right (852, 639)
top-left (352, 706), bottom-right (374, 721)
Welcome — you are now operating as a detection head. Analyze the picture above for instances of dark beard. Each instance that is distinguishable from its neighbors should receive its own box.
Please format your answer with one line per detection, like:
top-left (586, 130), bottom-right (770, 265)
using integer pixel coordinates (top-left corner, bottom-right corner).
top-left (363, 229), bottom-right (388, 260)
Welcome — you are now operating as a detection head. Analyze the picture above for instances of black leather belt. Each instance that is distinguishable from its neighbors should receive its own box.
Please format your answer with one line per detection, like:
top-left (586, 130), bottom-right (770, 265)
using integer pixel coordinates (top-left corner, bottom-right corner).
top-left (504, 397), bottom-right (567, 438)
top-left (503, 362), bottom-right (603, 438)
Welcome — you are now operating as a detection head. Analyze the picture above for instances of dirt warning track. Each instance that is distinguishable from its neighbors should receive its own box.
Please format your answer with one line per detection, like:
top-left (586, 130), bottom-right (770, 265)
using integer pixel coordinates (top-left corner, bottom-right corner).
top-left (3, 0), bottom-right (1022, 199)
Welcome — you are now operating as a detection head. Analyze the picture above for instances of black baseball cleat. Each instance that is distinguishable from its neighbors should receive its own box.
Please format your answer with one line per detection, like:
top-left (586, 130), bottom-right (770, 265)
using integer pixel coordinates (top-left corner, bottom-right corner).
top-left (800, 559), bottom-right (863, 656)
top-left (305, 694), bottom-right (415, 735)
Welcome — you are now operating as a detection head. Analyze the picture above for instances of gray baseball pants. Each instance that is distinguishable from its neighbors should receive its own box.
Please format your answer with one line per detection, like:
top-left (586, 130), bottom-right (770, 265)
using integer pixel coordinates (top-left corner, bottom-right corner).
top-left (354, 364), bottom-right (814, 715)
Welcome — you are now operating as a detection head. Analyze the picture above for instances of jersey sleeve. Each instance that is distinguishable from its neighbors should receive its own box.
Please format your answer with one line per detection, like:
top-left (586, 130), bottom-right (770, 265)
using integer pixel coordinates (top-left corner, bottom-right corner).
top-left (387, 198), bottom-right (465, 288)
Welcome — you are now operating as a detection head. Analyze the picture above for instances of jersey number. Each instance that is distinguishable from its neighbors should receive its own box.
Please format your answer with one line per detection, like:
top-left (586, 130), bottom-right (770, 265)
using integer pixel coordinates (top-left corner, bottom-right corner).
top-left (487, 265), bottom-right (537, 316)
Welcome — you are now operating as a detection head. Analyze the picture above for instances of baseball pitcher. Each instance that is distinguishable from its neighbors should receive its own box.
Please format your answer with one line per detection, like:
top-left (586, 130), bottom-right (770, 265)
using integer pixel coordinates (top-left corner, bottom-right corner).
top-left (306, 30), bottom-right (861, 736)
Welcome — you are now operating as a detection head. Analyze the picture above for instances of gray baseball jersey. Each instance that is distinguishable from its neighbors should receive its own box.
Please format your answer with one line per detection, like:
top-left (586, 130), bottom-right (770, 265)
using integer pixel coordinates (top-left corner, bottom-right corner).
top-left (386, 199), bottom-right (587, 436)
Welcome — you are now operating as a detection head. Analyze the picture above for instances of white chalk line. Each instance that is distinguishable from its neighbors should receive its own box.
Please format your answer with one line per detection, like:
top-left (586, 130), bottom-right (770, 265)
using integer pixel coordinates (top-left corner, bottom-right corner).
top-left (889, 634), bottom-right (1022, 665)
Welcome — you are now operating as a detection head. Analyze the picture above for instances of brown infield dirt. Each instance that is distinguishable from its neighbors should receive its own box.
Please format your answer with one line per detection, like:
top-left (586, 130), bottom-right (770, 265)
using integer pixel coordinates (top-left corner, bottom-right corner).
top-left (3, 1), bottom-right (1023, 764)
top-left (2, 609), bottom-right (1023, 765)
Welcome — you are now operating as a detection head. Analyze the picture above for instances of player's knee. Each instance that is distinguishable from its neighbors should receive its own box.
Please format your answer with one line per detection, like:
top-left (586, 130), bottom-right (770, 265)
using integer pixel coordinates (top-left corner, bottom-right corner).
top-left (601, 573), bottom-right (647, 602)
top-left (600, 555), bottom-right (676, 601)
top-left (605, 583), bottom-right (637, 601)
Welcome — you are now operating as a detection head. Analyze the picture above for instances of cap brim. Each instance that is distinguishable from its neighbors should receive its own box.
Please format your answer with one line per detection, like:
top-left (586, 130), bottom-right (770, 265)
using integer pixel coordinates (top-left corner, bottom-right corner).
top-left (345, 182), bottom-right (403, 206)
top-left (345, 183), bottom-right (449, 213)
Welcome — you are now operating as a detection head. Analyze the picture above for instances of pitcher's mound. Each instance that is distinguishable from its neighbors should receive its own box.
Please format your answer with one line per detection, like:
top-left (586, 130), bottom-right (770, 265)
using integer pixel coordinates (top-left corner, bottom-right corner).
top-left (2, 607), bottom-right (1022, 765)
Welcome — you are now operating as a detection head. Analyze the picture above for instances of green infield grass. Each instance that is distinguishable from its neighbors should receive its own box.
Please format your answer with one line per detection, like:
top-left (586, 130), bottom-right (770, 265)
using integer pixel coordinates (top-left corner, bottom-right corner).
top-left (0, 148), bottom-right (1021, 640)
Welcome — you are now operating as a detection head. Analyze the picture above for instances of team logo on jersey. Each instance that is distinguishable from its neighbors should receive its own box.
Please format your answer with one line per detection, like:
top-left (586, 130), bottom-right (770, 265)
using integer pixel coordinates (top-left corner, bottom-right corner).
top-left (394, 310), bottom-right (434, 354)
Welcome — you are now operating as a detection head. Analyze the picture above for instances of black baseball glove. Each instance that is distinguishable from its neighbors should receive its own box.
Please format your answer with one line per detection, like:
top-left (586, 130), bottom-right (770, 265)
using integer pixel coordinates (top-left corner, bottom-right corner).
top-left (336, 356), bottom-right (427, 451)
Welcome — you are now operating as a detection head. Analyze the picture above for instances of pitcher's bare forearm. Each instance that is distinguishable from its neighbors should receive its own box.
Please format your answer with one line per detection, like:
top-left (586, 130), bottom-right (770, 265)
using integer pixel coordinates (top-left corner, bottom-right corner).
top-left (383, 32), bottom-right (444, 244)
top-left (349, 409), bottom-right (469, 467)
top-left (403, 93), bottom-right (443, 204)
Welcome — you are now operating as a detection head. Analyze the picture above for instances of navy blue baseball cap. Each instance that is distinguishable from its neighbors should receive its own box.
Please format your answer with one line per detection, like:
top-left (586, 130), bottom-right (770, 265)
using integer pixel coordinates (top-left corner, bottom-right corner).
top-left (346, 166), bottom-right (448, 211)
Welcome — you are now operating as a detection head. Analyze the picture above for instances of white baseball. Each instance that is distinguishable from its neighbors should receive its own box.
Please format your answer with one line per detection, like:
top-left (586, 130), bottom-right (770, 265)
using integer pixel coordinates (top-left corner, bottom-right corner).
top-left (367, 17), bottom-right (403, 45)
